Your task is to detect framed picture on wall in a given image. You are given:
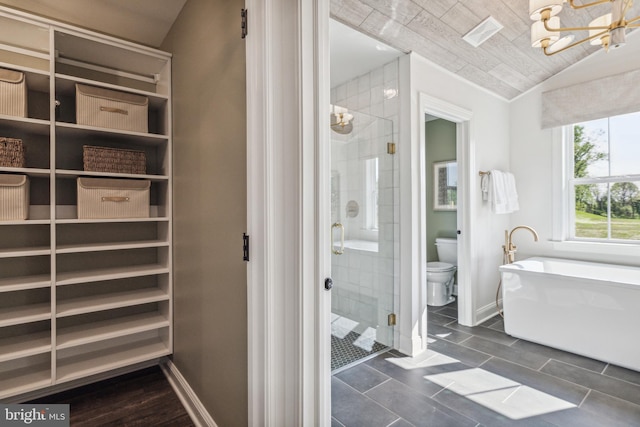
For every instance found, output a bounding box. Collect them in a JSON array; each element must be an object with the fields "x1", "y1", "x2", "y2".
[{"x1": 434, "y1": 160, "x2": 457, "y2": 211}]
